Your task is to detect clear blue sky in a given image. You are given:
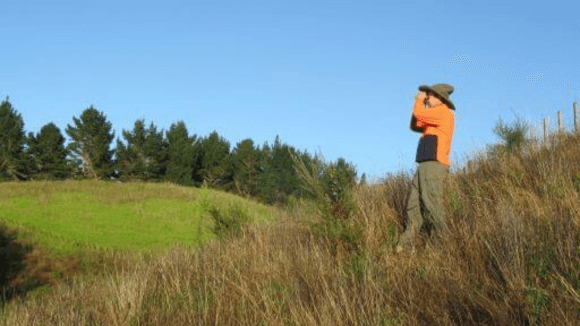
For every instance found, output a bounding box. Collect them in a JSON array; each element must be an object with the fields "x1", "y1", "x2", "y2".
[{"x1": 2, "y1": 0, "x2": 579, "y2": 179}]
